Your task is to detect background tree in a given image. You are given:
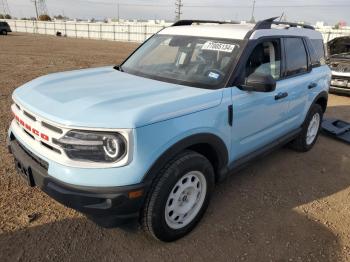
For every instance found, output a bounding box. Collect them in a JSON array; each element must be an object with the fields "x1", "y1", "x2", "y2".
[
  {"x1": 38, "y1": 14, "x2": 51, "y2": 21},
  {"x1": 54, "y1": 14, "x2": 68, "y2": 20}
]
